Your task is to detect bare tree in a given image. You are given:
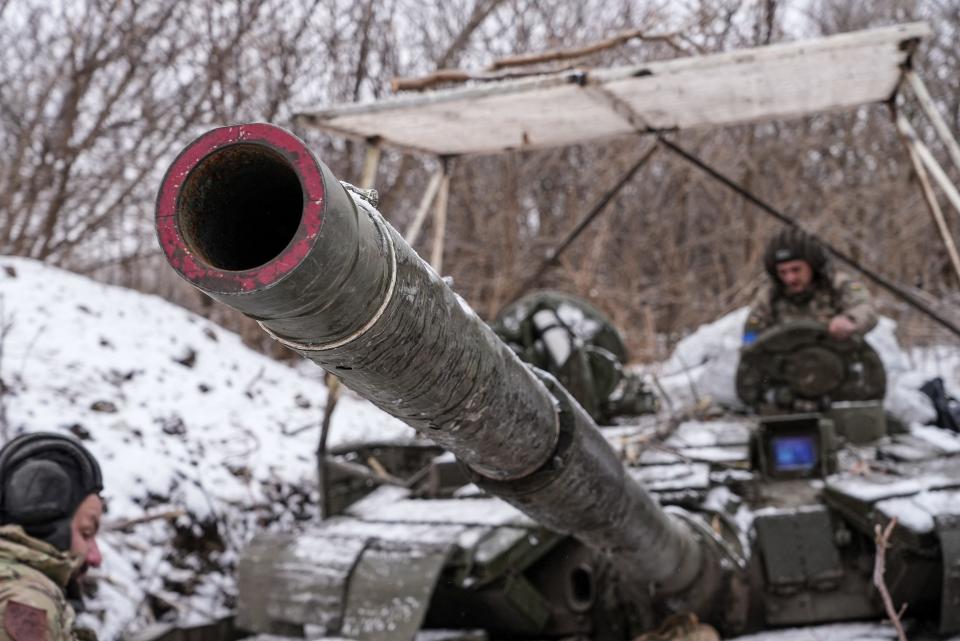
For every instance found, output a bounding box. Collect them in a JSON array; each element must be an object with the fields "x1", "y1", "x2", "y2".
[
  {"x1": 0, "y1": 295, "x2": 12, "y2": 440},
  {"x1": 2, "y1": 0, "x2": 958, "y2": 360}
]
